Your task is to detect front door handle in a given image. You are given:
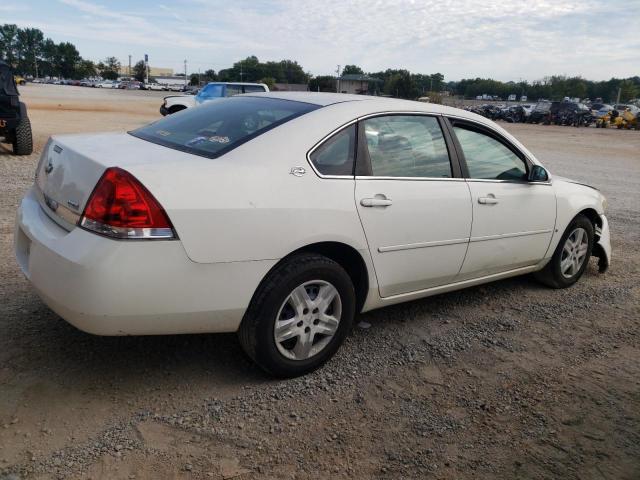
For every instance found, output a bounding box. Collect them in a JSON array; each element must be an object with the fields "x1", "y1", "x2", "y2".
[
  {"x1": 478, "y1": 195, "x2": 498, "y2": 205},
  {"x1": 360, "y1": 196, "x2": 393, "y2": 207}
]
